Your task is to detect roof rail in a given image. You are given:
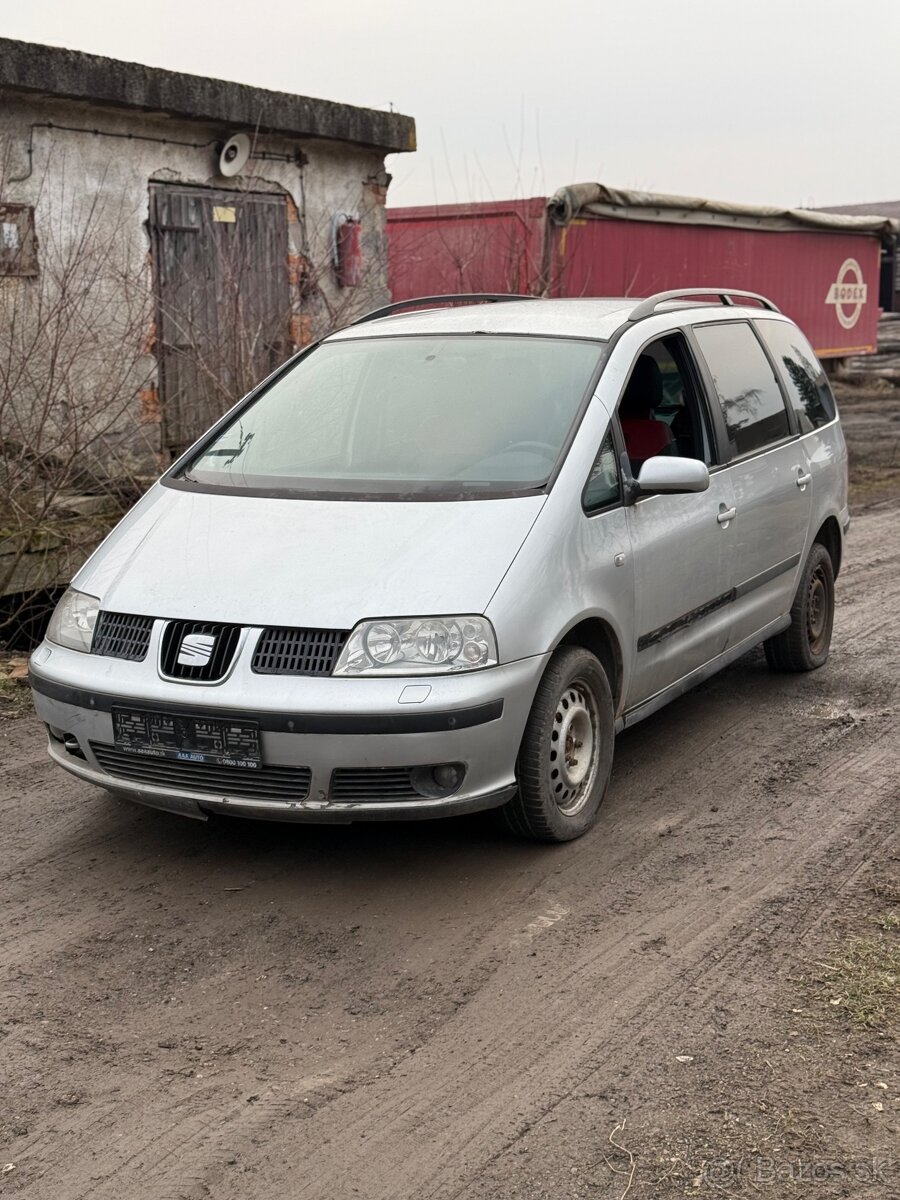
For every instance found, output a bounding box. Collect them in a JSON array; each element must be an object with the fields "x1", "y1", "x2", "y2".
[
  {"x1": 628, "y1": 288, "x2": 781, "y2": 322},
  {"x1": 350, "y1": 293, "x2": 536, "y2": 326}
]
